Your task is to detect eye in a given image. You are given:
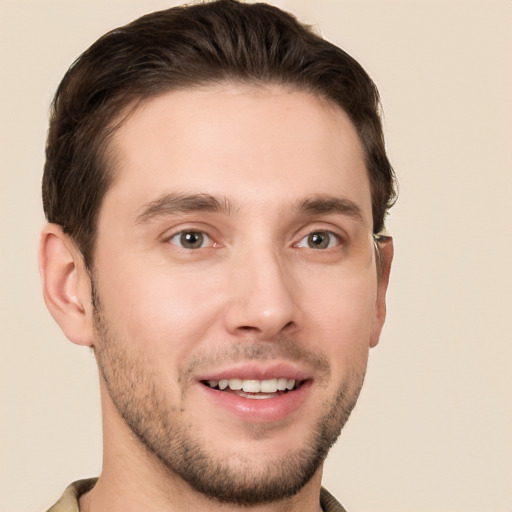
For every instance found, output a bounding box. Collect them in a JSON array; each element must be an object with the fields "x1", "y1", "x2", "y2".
[
  {"x1": 168, "y1": 230, "x2": 212, "y2": 249},
  {"x1": 295, "y1": 230, "x2": 341, "y2": 250}
]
